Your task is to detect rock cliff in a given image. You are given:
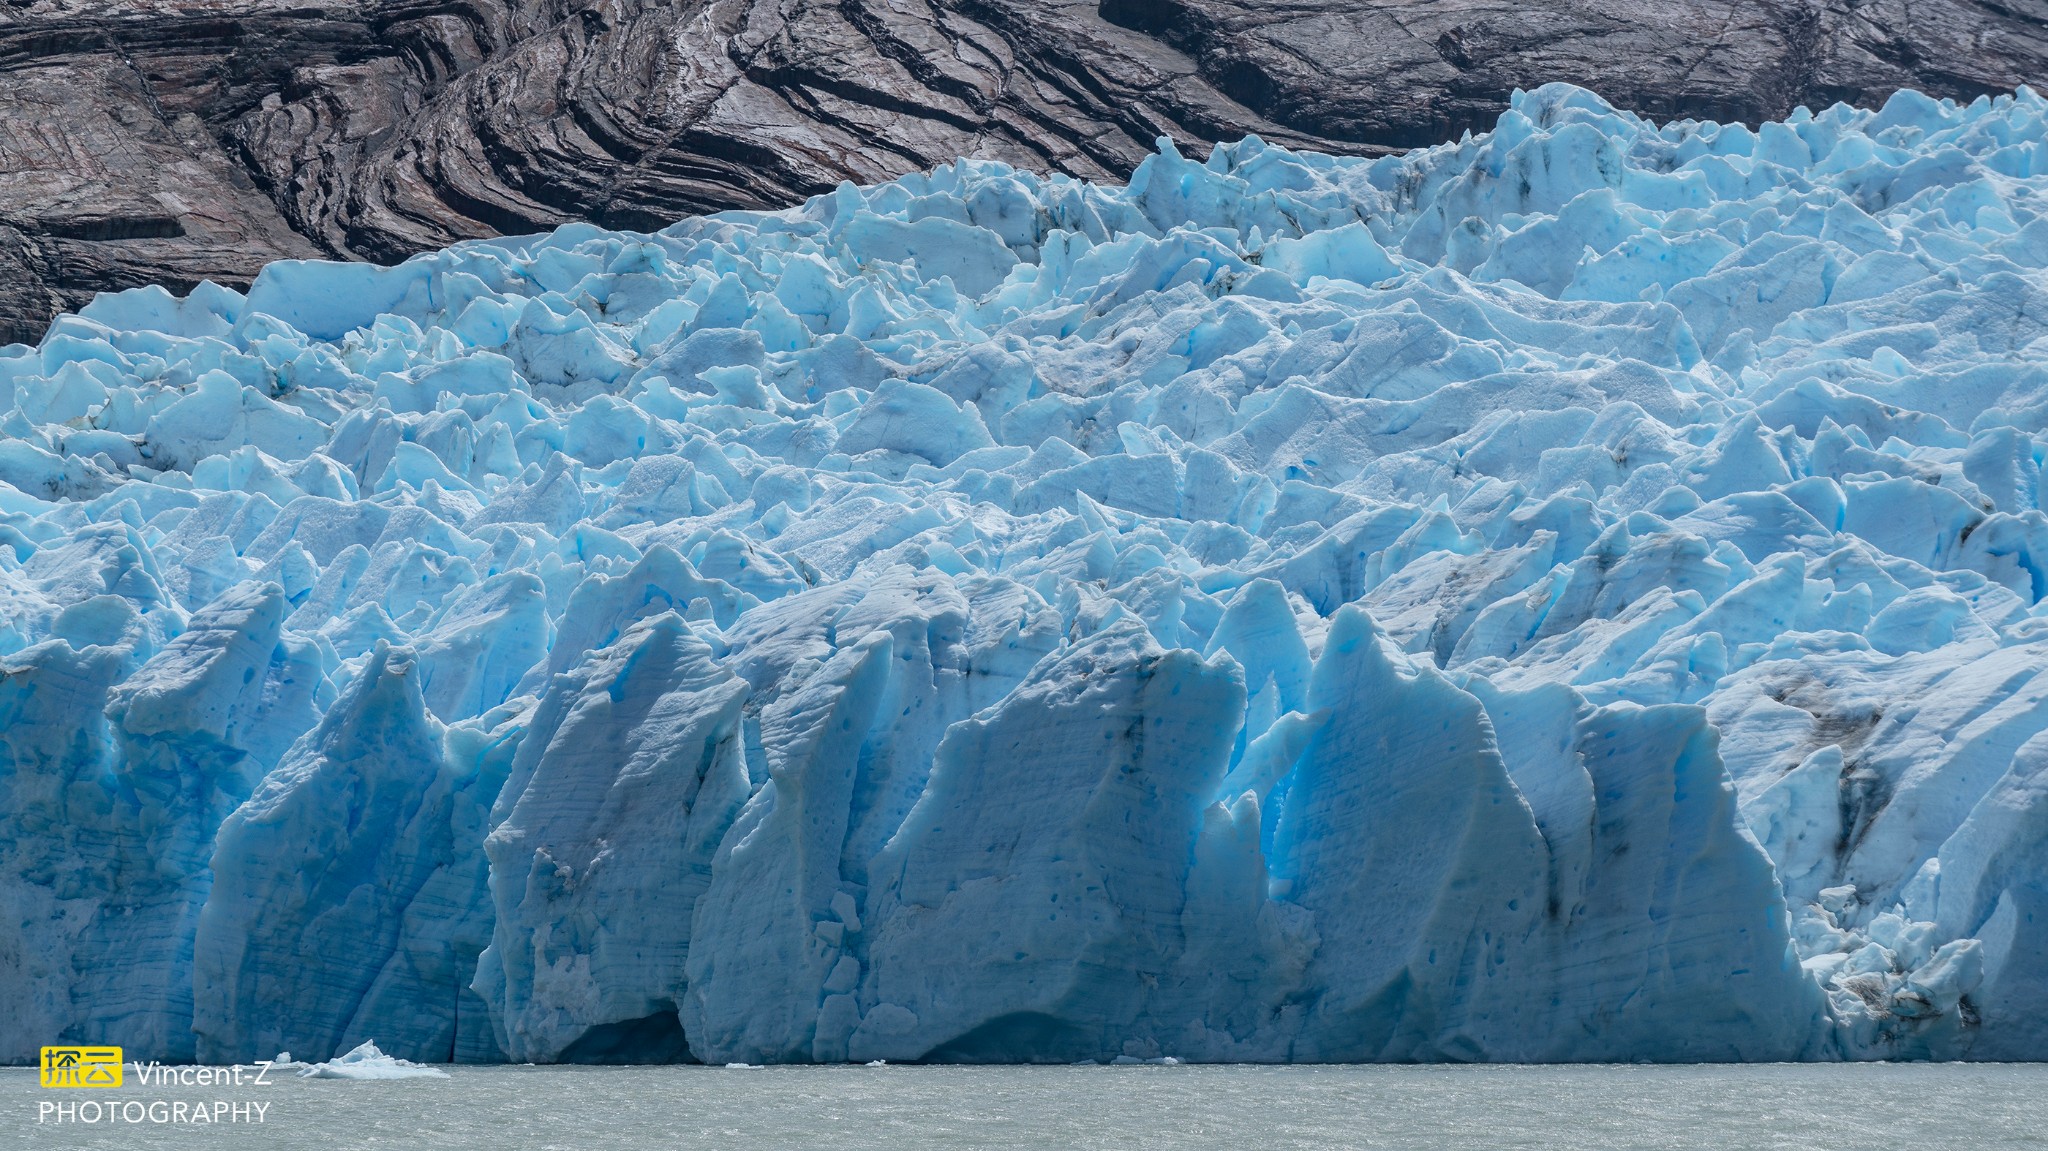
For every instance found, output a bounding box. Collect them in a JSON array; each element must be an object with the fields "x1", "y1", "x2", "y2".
[{"x1": 4, "y1": 0, "x2": 2046, "y2": 341}]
